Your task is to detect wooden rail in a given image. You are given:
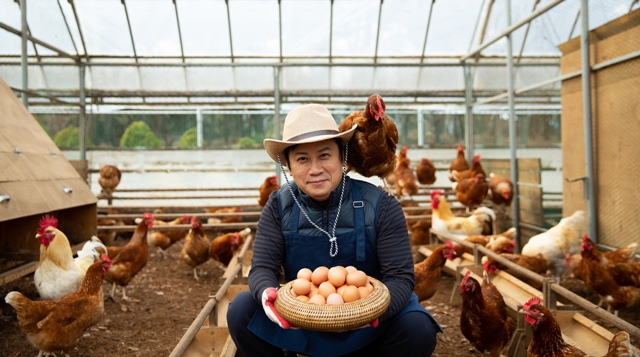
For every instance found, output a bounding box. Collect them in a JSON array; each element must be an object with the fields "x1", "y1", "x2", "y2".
[
  {"x1": 426, "y1": 229, "x2": 640, "y2": 354},
  {"x1": 98, "y1": 222, "x2": 258, "y2": 232},
  {"x1": 169, "y1": 234, "x2": 254, "y2": 357}
]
